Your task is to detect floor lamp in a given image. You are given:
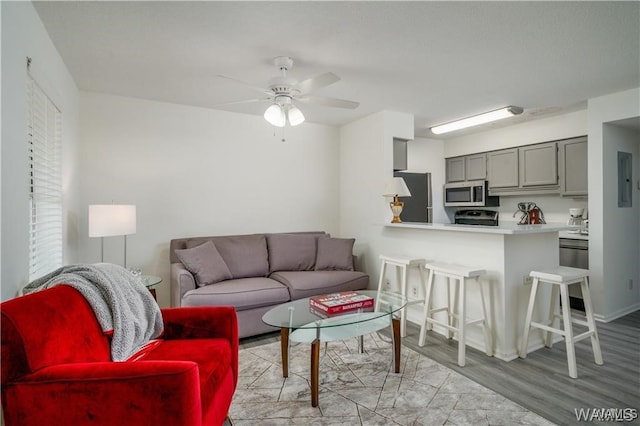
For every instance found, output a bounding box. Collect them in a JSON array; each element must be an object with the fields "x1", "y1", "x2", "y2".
[{"x1": 89, "y1": 204, "x2": 137, "y2": 268}]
